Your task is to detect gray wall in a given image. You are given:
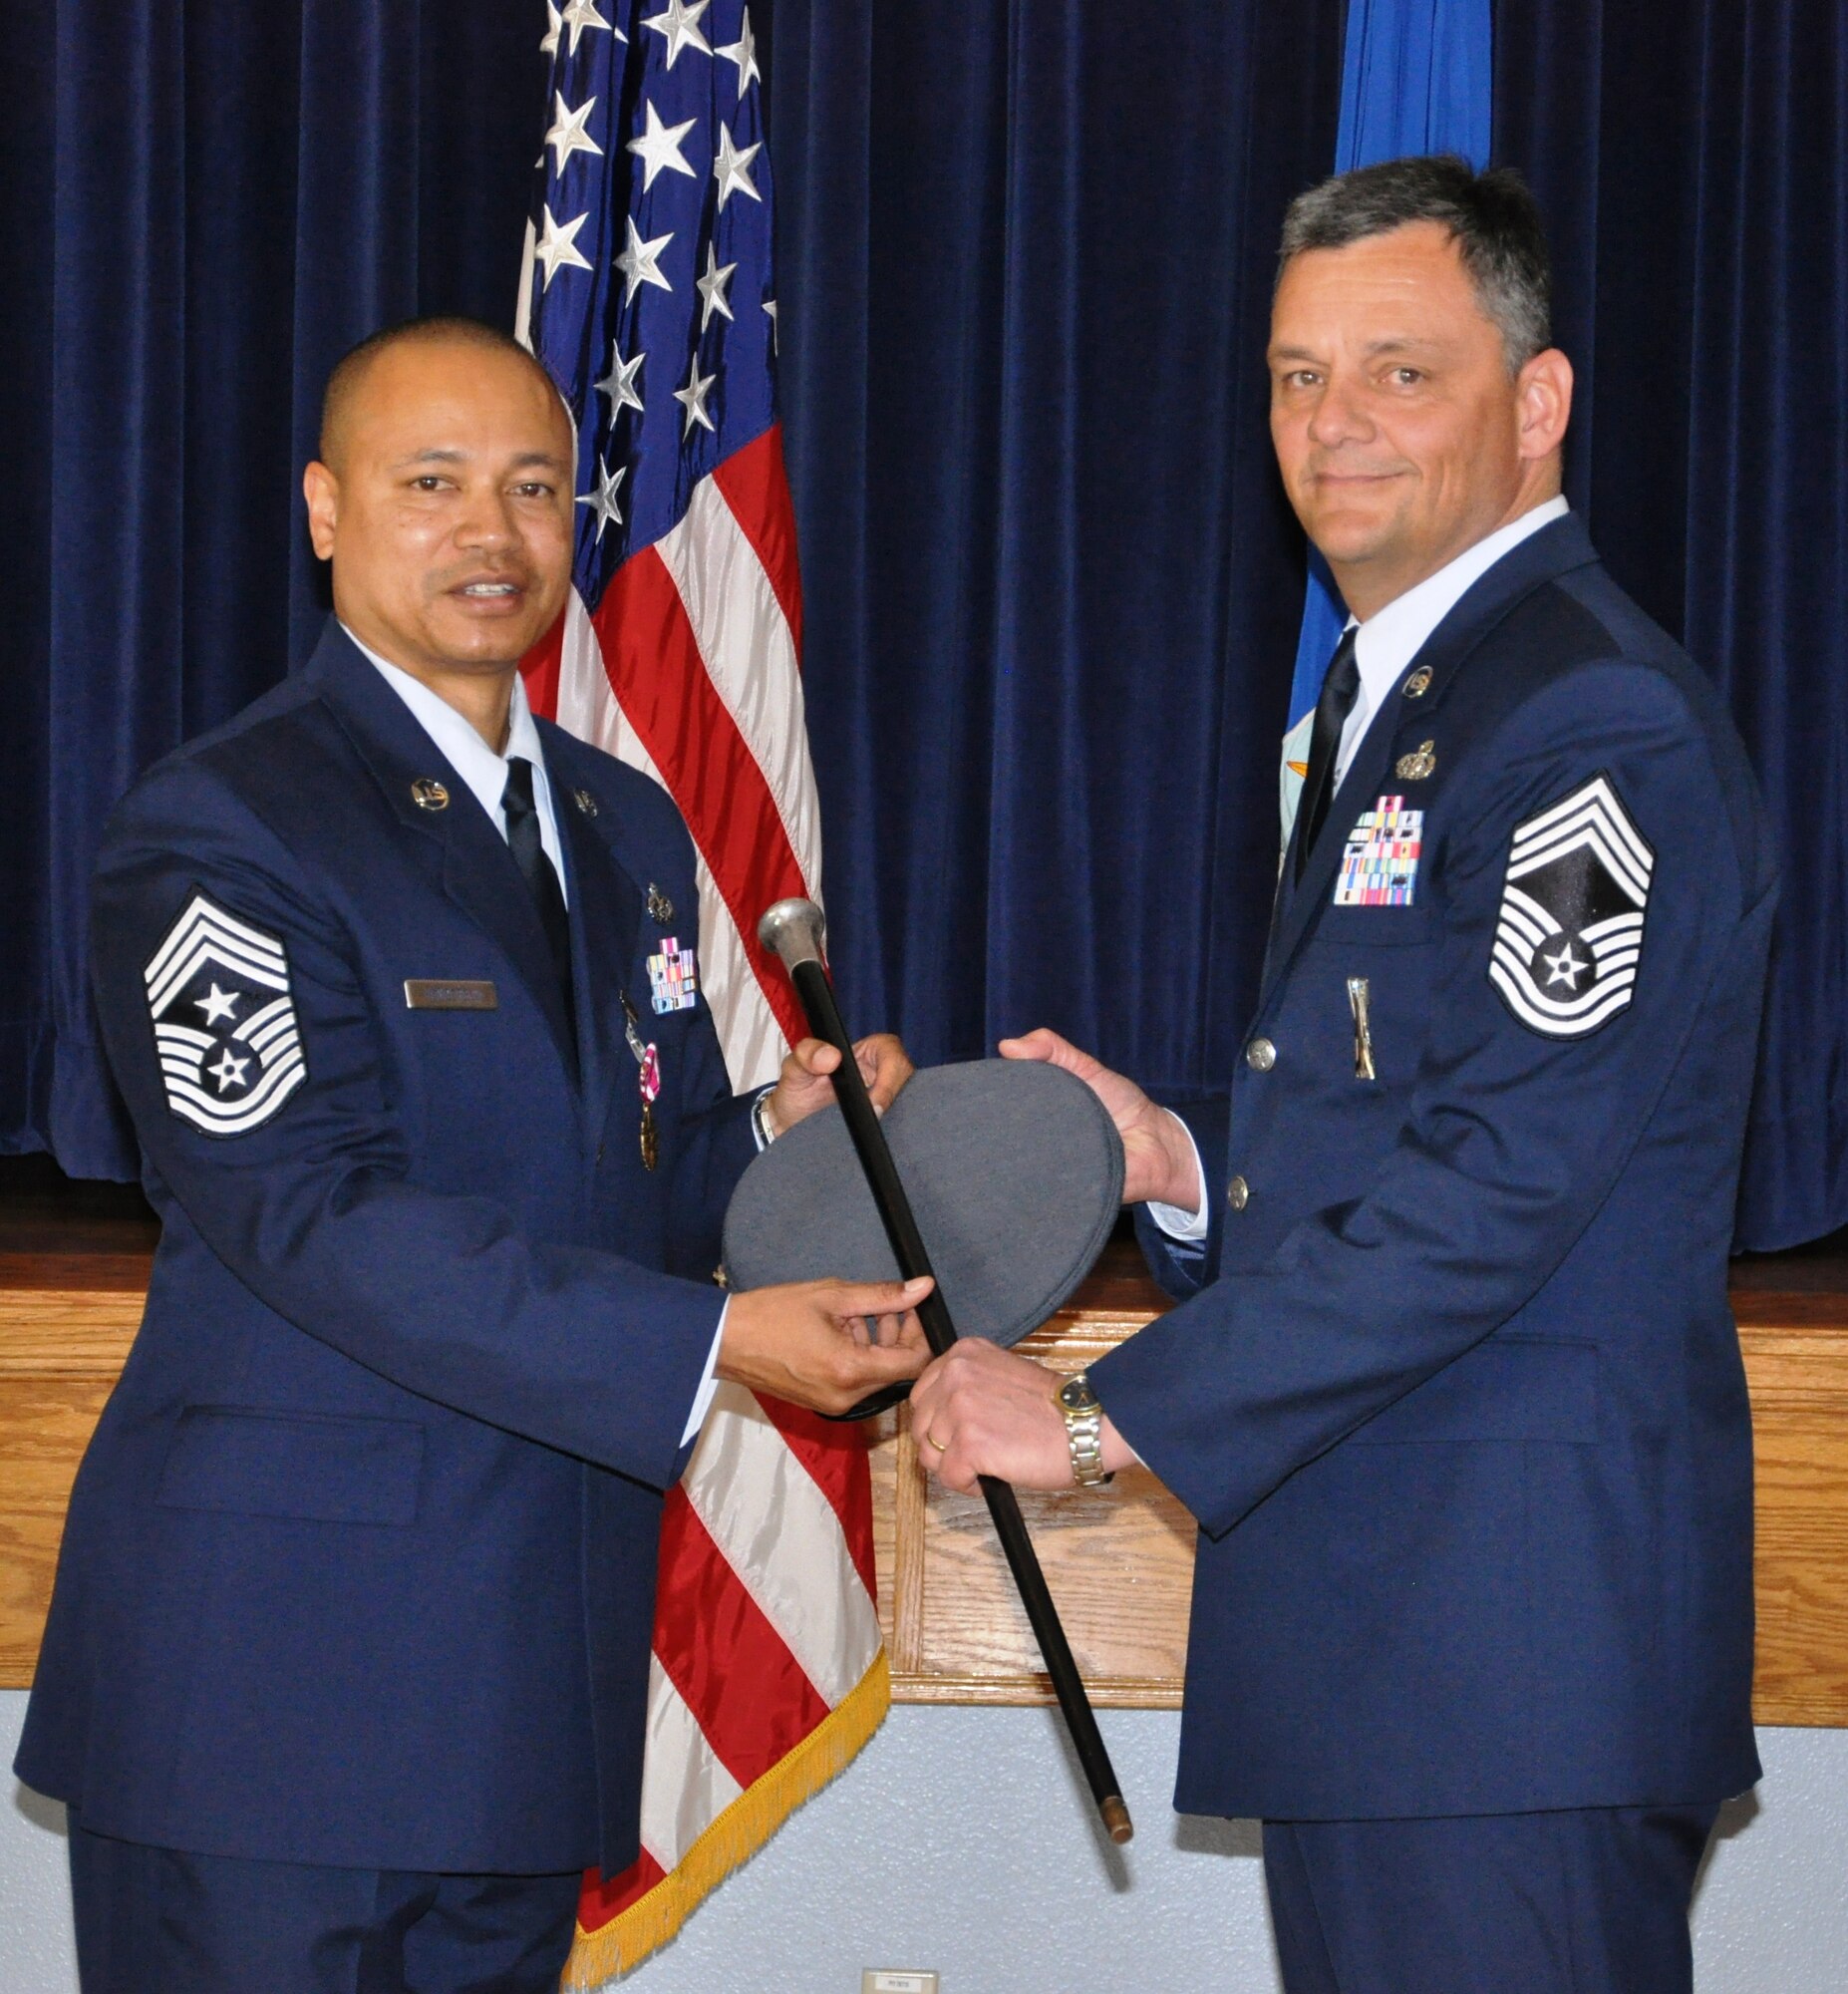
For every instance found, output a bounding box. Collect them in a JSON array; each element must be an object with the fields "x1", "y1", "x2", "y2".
[{"x1": 5, "y1": 1694, "x2": 1844, "y2": 1990}]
